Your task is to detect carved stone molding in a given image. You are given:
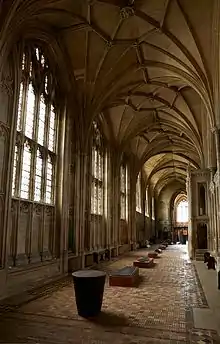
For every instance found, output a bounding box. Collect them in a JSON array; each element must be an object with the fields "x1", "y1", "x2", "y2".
[
  {"x1": 69, "y1": 206, "x2": 73, "y2": 216},
  {"x1": 0, "y1": 76, "x2": 13, "y2": 96},
  {"x1": 33, "y1": 203, "x2": 42, "y2": 215},
  {"x1": 20, "y1": 201, "x2": 30, "y2": 213},
  {"x1": 191, "y1": 171, "x2": 210, "y2": 178},
  {"x1": 120, "y1": 7, "x2": 135, "y2": 19},
  {"x1": 0, "y1": 121, "x2": 9, "y2": 139},
  {"x1": 11, "y1": 199, "x2": 18, "y2": 212},
  {"x1": 45, "y1": 206, "x2": 54, "y2": 215},
  {"x1": 209, "y1": 181, "x2": 215, "y2": 194},
  {"x1": 214, "y1": 171, "x2": 220, "y2": 185}
]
